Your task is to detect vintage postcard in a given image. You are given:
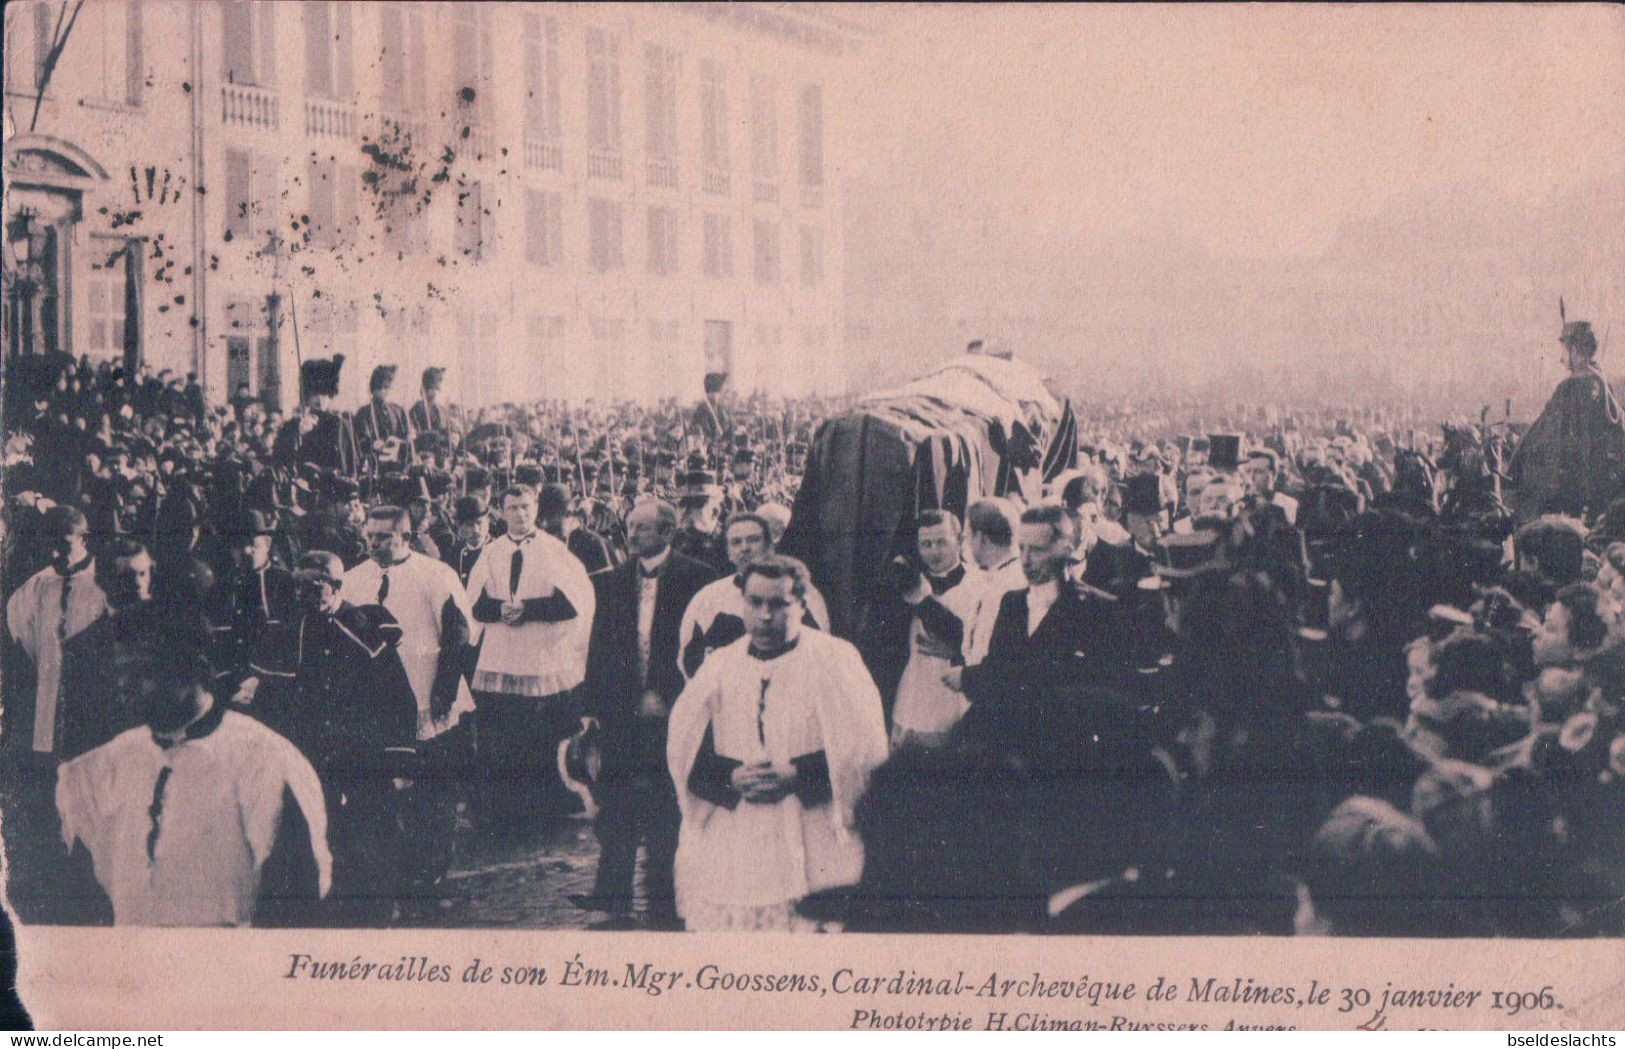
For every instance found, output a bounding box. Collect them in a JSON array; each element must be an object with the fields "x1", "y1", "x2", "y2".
[{"x1": 2, "y1": 0, "x2": 1623, "y2": 1032}]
